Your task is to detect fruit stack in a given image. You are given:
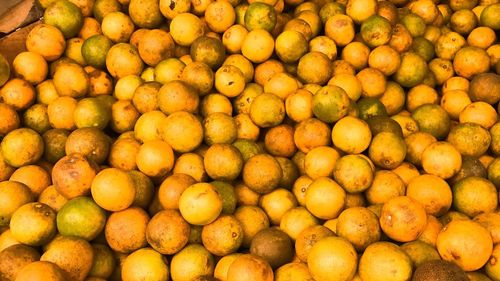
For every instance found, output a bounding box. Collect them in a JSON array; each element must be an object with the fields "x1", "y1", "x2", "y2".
[{"x1": 0, "y1": 0, "x2": 499, "y2": 280}]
